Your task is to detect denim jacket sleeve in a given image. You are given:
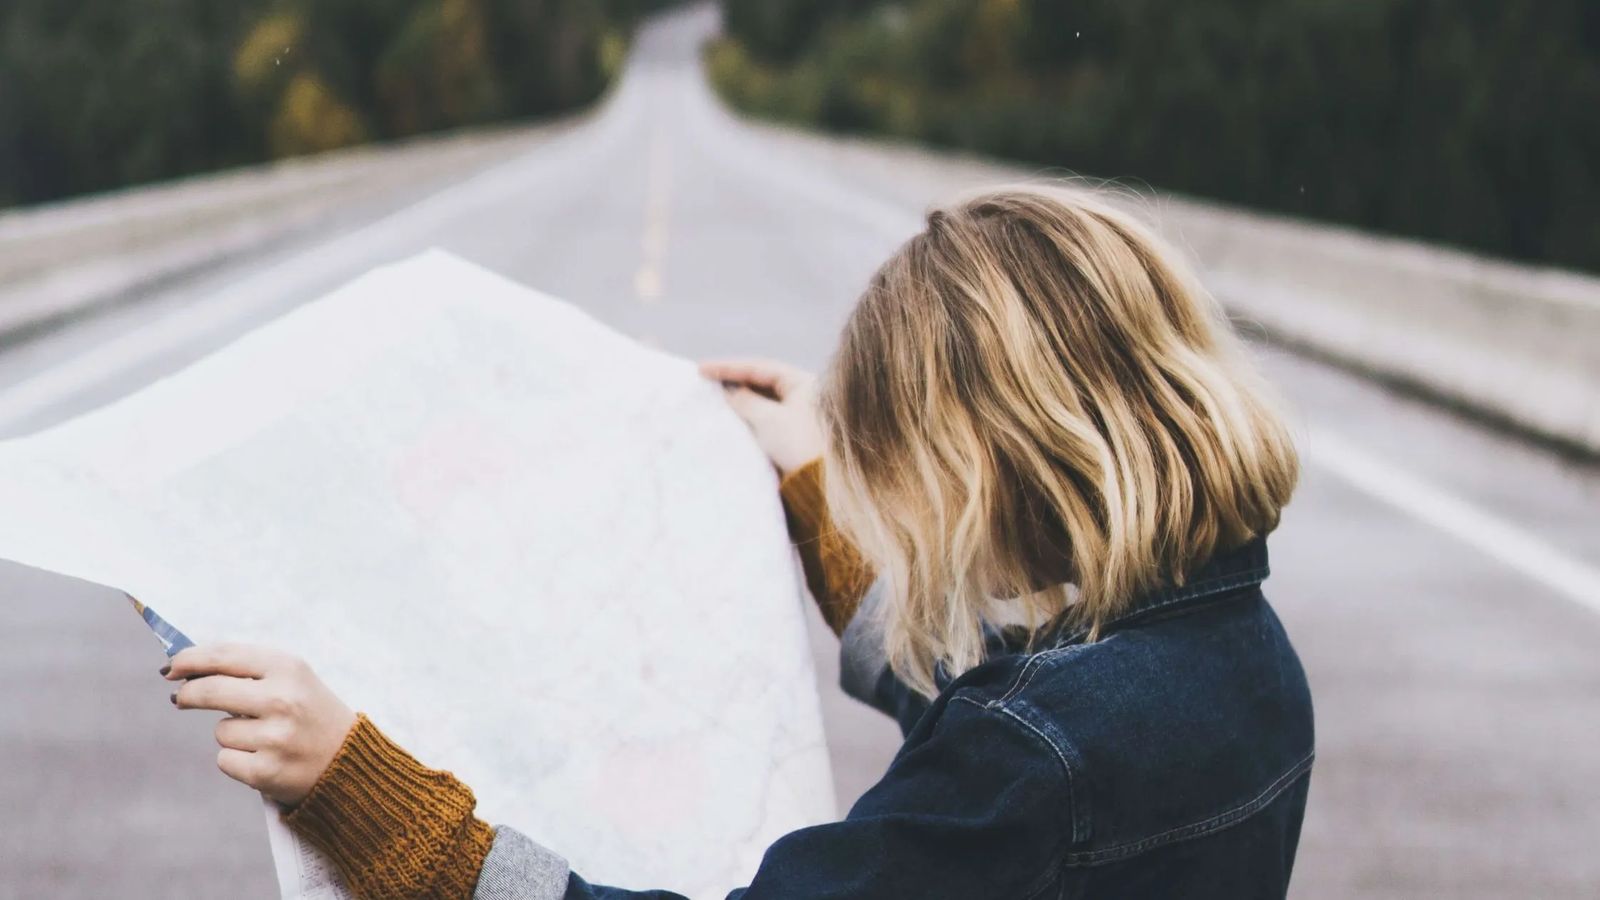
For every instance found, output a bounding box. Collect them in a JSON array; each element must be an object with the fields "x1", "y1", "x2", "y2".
[{"x1": 475, "y1": 694, "x2": 1073, "y2": 900}]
